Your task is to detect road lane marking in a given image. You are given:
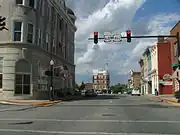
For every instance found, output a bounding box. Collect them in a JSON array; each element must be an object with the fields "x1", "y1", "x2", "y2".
[
  {"x1": 1, "y1": 118, "x2": 180, "y2": 123},
  {"x1": 0, "y1": 129, "x2": 175, "y2": 135}
]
